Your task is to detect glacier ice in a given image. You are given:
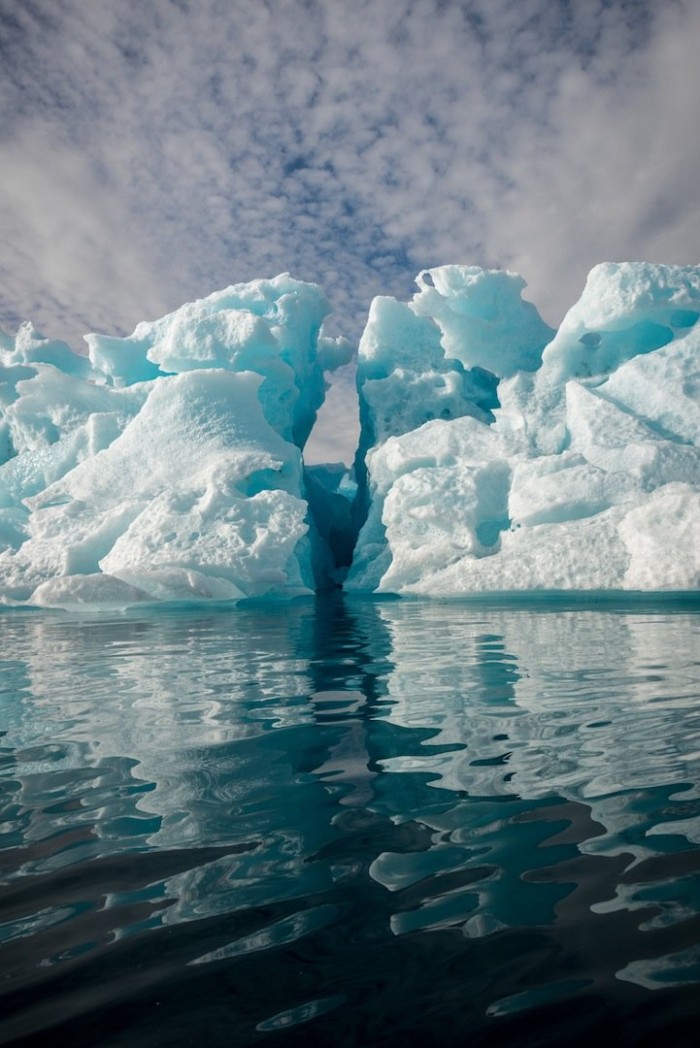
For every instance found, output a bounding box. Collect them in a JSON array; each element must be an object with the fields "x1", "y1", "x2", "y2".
[
  {"x1": 1, "y1": 261, "x2": 698, "y2": 607},
  {"x1": 348, "y1": 262, "x2": 700, "y2": 595}
]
